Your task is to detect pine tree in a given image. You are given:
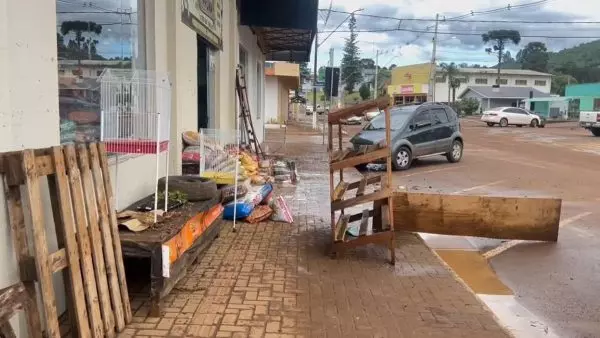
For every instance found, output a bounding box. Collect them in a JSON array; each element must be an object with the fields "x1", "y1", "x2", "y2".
[{"x1": 341, "y1": 14, "x2": 362, "y2": 93}]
